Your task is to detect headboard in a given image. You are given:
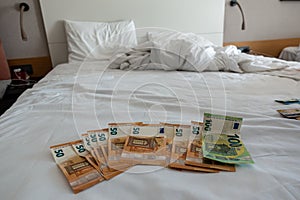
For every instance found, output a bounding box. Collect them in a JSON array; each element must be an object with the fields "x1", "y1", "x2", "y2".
[{"x1": 39, "y1": 0, "x2": 225, "y2": 67}]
